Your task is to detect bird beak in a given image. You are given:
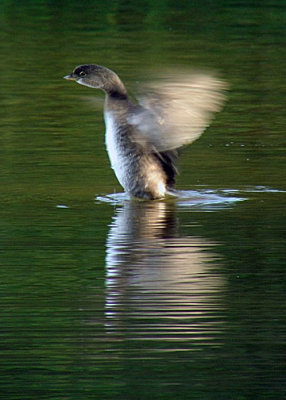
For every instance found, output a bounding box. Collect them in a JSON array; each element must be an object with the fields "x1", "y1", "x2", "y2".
[{"x1": 64, "y1": 73, "x2": 77, "y2": 80}]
